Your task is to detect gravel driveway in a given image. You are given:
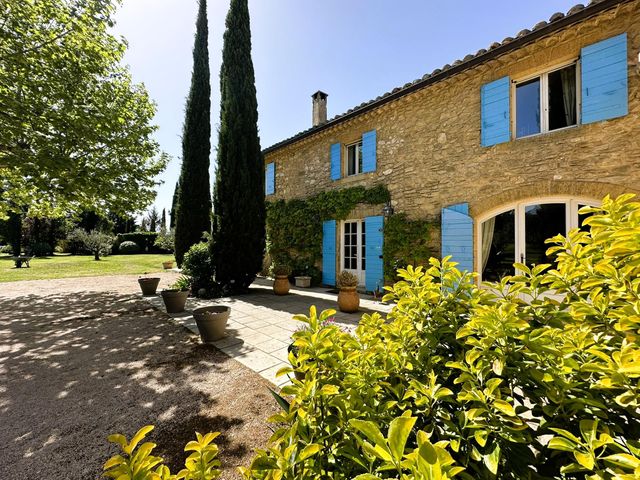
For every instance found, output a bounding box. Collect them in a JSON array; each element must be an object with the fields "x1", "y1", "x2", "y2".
[{"x1": 0, "y1": 273, "x2": 279, "y2": 479}]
